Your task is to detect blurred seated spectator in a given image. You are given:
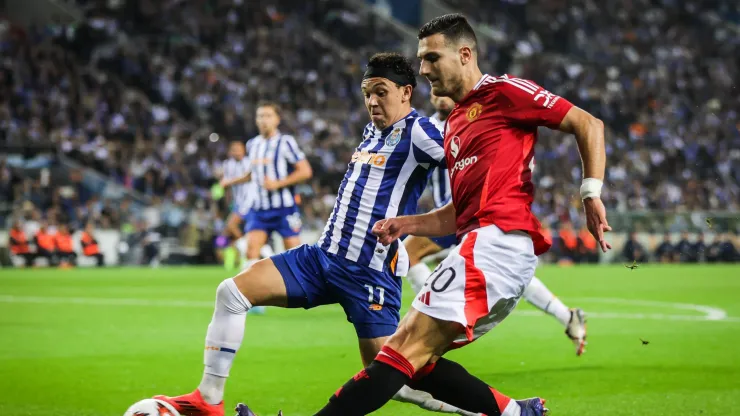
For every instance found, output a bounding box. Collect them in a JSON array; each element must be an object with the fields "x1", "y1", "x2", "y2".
[
  {"x1": 622, "y1": 232, "x2": 648, "y2": 264},
  {"x1": 706, "y1": 233, "x2": 739, "y2": 263},
  {"x1": 577, "y1": 225, "x2": 599, "y2": 264},
  {"x1": 654, "y1": 232, "x2": 675, "y2": 263},
  {"x1": 556, "y1": 221, "x2": 579, "y2": 261},
  {"x1": 9, "y1": 219, "x2": 34, "y2": 267},
  {"x1": 34, "y1": 221, "x2": 56, "y2": 266},
  {"x1": 675, "y1": 231, "x2": 693, "y2": 263},
  {"x1": 54, "y1": 224, "x2": 77, "y2": 267},
  {"x1": 80, "y1": 222, "x2": 105, "y2": 267}
]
